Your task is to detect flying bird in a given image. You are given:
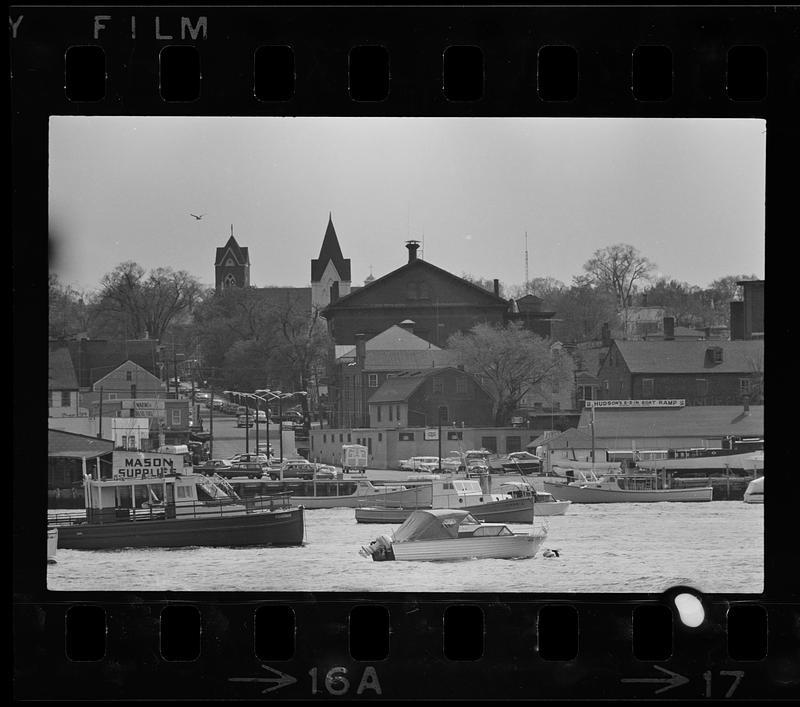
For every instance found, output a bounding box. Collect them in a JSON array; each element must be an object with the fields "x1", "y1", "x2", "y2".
[{"x1": 190, "y1": 213, "x2": 205, "y2": 220}]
